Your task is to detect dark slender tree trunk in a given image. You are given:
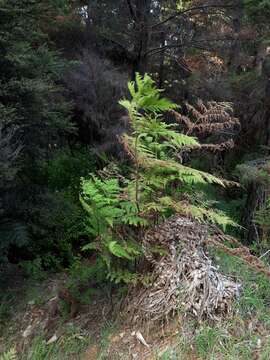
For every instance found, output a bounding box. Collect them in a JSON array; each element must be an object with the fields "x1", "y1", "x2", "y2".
[
  {"x1": 242, "y1": 182, "x2": 266, "y2": 245},
  {"x1": 132, "y1": 0, "x2": 151, "y2": 77},
  {"x1": 228, "y1": 1, "x2": 243, "y2": 72},
  {"x1": 158, "y1": 31, "x2": 166, "y2": 88},
  {"x1": 264, "y1": 78, "x2": 270, "y2": 147}
]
